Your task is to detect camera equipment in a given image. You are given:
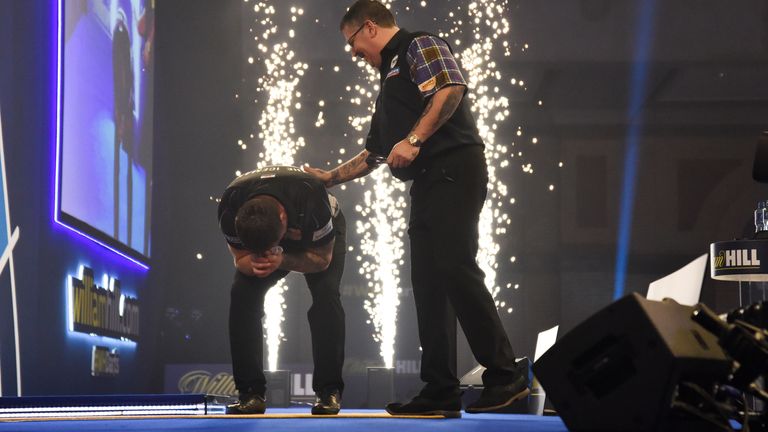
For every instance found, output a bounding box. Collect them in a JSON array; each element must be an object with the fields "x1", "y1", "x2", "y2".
[{"x1": 691, "y1": 303, "x2": 768, "y2": 431}]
